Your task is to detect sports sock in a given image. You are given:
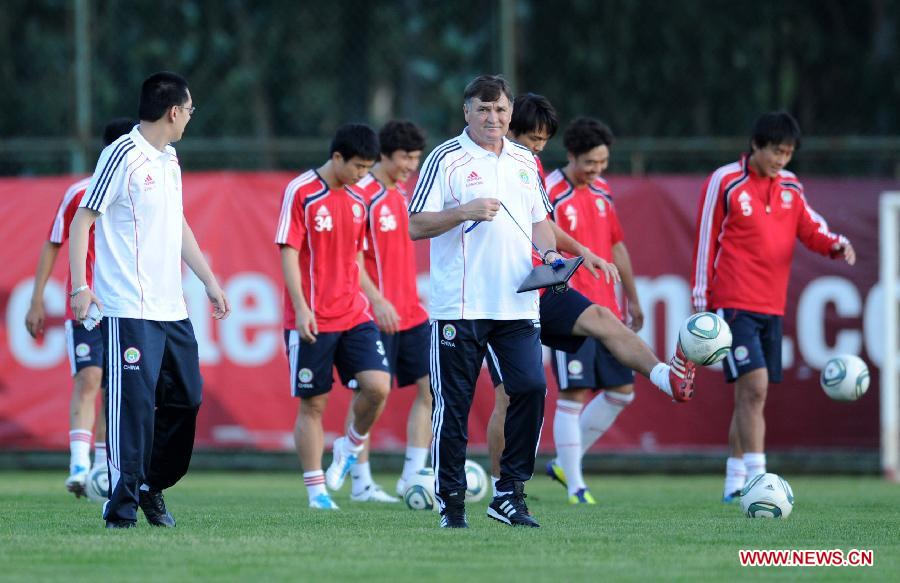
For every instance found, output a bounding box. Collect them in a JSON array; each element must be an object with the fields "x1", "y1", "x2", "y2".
[
  {"x1": 93, "y1": 442, "x2": 107, "y2": 469},
  {"x1": 554, "y1": 399, "x2": 586, "y2": 495},
  {"x1": 649, "y1": 363, "x2": 672, "y2": 397},
  {"x1": 400, "y1": 446, "x2": 429, "y2": 484},
  {"x1": 304, "y1": 470, "x2": 327, "y2": 499},
  {"x1": 579, "y1": 391, "x2": 635, "y2": 457},
  {"x1": 346, "y1": 425, "x2": 367, "y2": 454},
  {"x1": 723, "y1": 457, "x2": 747, "y2": 497},
  {"x1": 351, "y1": 462, "x2": 374, "y2": 496},
  {"x1": 743, "y1": 452, "x2": 766, "y2": 479},
  {"x1": 69, "y1": 429, "x2": 92, "y2": 472},
  {"x1": 491, "y1": 475, "x2": 499, "y2": 497}
]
